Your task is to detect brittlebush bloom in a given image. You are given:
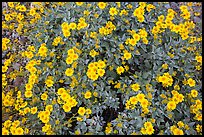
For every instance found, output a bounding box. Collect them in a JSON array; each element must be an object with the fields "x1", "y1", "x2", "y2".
[
  {"x1": 41, "y1": 93, "x2": 48, "y2": 101},
  {"x1": 25, "y1": 90, "x2": 33, "y2": 98},
  {"x1": 195, "y1": 55, "x2": 202, "y2": 63},
  {"x1": 109, "y1": 7, "x2": 118, "y2": 16},
  {"x1": 124, "y1": 52, "x2": 132, "y2": 60},
  {"x1": 116, "y1": 66, "x2": 125, "y2": 75},
  {"x1": 131, "y1": 83, "x2": 140, "y2": 91},
  {"x1": 187, "y1": 78, "x2": 196, "y2": 87},
  {"x1": 84, "y1": 91, "x2": 92, "y2": 99},
  {"x1": 191, "y1": 89, "x2": 198, "y2": 97},
  {"x1": 78, "y1": 107, "x2": 86, "y2": 116},
  {"x1": 167, "y1": 101, "x2": 176, "y2": 110},
  {"x1": 65, "y1": 68, "x2": 74, "y2": 76},
  {"x1": 98, "y1": 2, "x2": 107, "y2": 9},
  {"x1": 31, "y1": 107, "x2": 38, "y2": 114}
]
